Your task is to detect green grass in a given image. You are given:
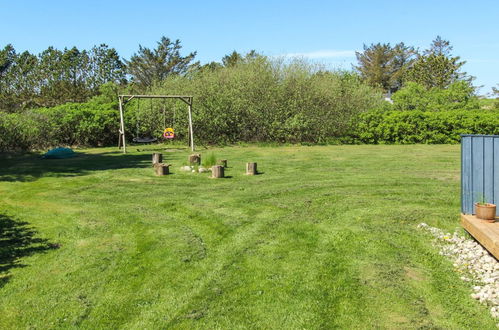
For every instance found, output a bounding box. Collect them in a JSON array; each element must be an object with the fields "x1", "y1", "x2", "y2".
[
  {"x1": 0, "y1": 144, "x2": 495, "y2": 329},
  {"x1": 201, "y1": 152, "x2": 218, "y2": 168}
]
